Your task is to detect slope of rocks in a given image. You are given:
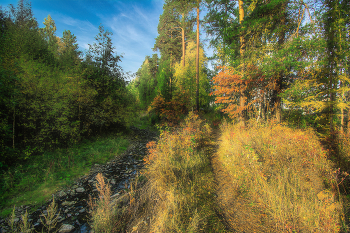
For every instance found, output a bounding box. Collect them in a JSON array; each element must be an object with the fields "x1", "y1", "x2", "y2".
[{"x1": 0, "y1": 126, "x2": 158, "y2": 233}]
